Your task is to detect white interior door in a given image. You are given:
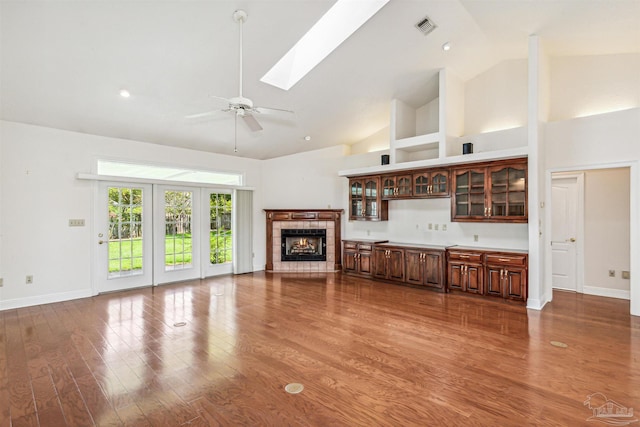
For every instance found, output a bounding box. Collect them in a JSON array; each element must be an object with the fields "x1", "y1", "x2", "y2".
[
  {"x1": 201, "y1": 190, "x2": 233, "y2": 277},
  {"x1": 551, "y1": 175, "x2": 581, "y2": 291},
  {"x1": 95, "y1": 182, "x2": 153, "y2": 292},
  {"x1": 154, "y1": 186, "x2": 201, "y2": 284}
]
